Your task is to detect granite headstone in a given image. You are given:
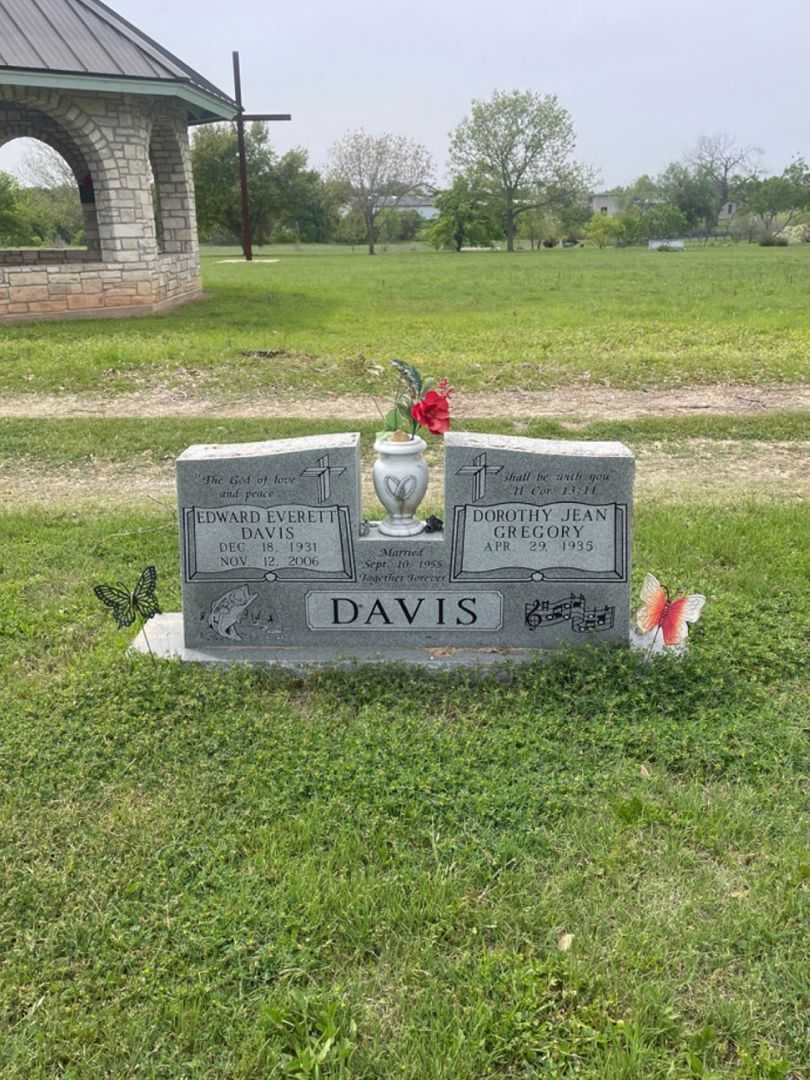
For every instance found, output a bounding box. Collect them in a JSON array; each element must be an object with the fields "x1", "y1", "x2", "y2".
[{"x1": 142, "y1": 430, "x2": 634, "y2": 665}]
